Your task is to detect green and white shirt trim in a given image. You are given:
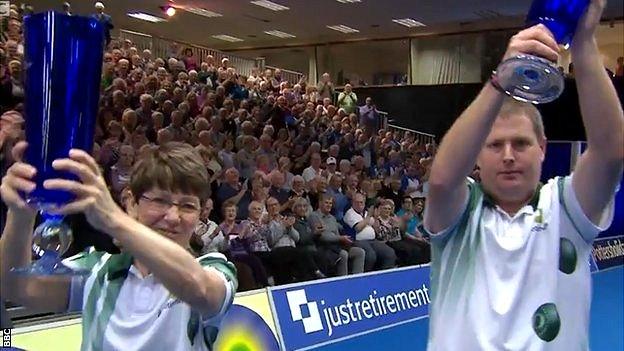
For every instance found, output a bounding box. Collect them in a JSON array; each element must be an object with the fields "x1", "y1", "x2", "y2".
[{"x1": 65, "y1": 251, "x2": 237, "y2": 351}]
